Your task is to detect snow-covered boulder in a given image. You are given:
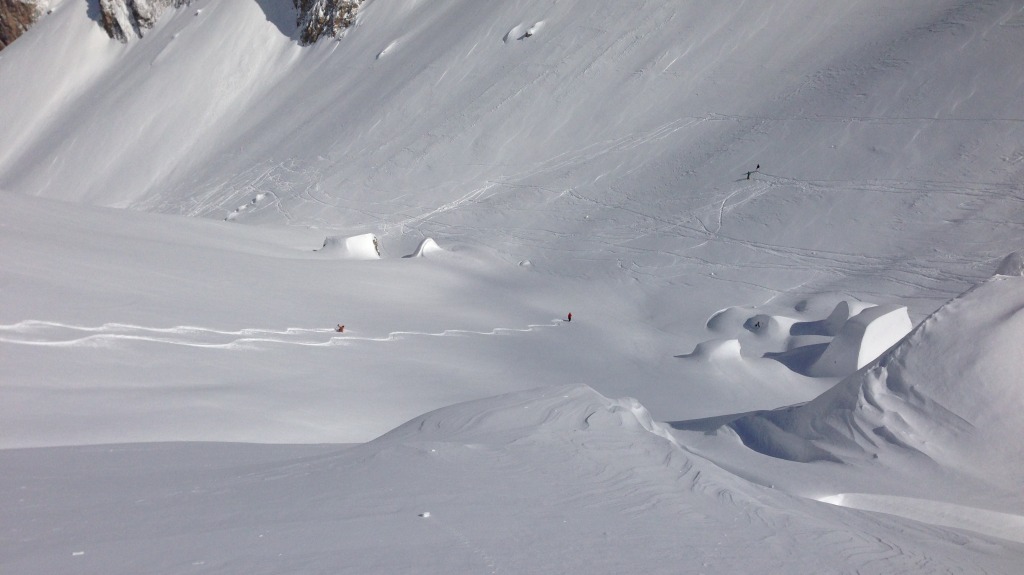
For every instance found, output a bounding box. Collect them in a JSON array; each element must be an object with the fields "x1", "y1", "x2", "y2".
[
  {"x1": 806, "y1": 304, "x2": 912, "y2": 377},
  {"x1": 316, "y1": 233, "x2": 380, "y2": 260}
]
